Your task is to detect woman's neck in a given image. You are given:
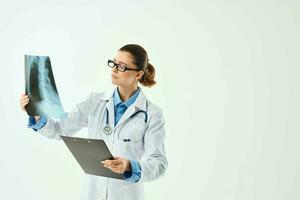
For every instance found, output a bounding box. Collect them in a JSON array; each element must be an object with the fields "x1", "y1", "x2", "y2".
[{"x1": 117, "y1": 85, "x2": 139, "y2": 102}]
